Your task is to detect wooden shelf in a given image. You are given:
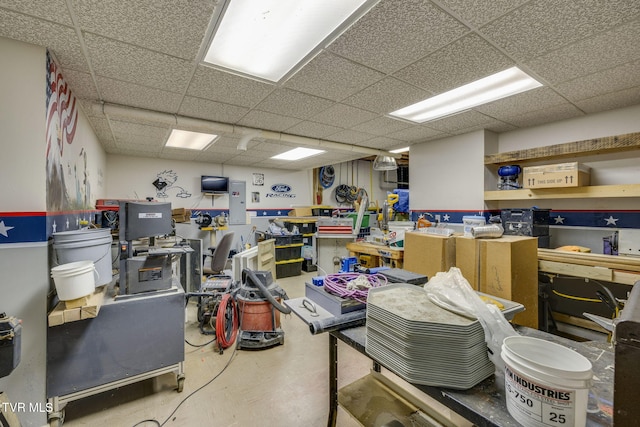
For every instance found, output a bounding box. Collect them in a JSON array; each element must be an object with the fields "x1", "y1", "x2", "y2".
[
  {"x1": 484, "y1": 132, "x2": 640, "y2": 165},
  {"x1": 484, "y1": 184, "x2": 640, "y2": 200}
]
